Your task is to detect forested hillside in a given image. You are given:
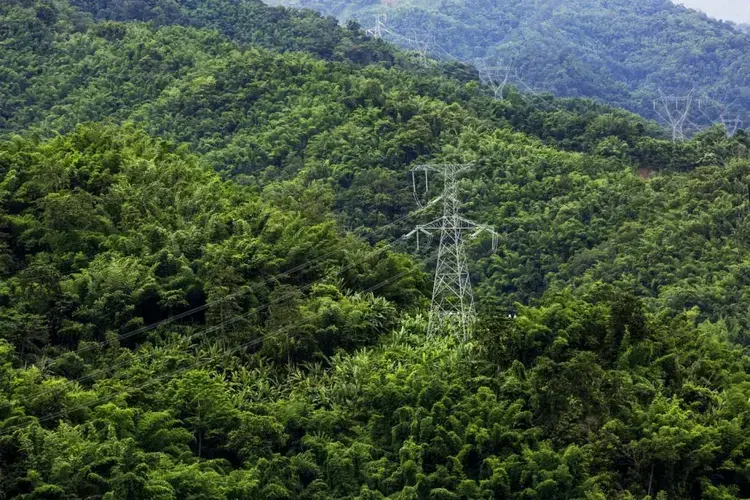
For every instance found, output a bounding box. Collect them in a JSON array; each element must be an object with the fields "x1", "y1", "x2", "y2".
[
  {"x1": 266, "y1": 0, "x2": 750, "y2": 129},
  {"x1": 2, "y1": 0, "x2": 750, "y2": 498},
  {"x1": 66, "y1": 0, "x2": 397, "y2": 65}
]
